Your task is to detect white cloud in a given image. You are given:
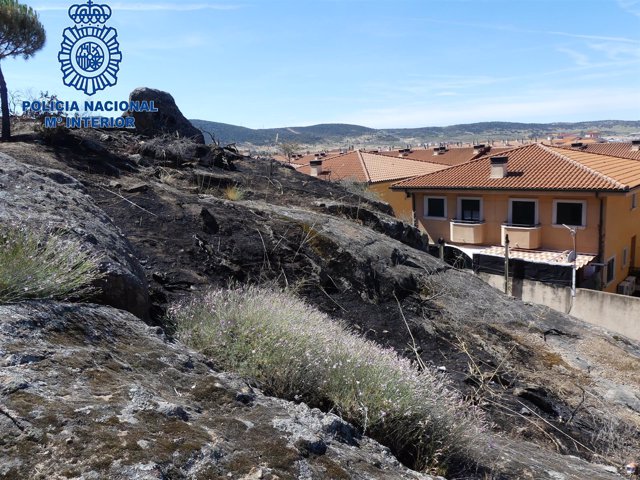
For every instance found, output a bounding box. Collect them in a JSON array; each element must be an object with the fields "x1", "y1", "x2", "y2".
[
  {"x1": 586, "y1": 41, "x2": 640, "y2": 61},
  {"x1": 337, "y1": 88, "x2": 640, "y2": 129},
  {"x1": 543, "y1": 30, "x2": 640, "y2": 44},
  {"x1": 618, "y1": 0, "x2": 640, "y2": 17},
  {"x1": 363, "y1": 75, "x2": 510, "y2": 102},
  {"x1": 556, "y1": 47, "x2": 591, "y2": 67},
  {"x1": 34, "y1": 3, "x2": 243, "y2": 12},
  {"x1": 420, "y1": 17, "x2": 640, "y2": 45}
]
